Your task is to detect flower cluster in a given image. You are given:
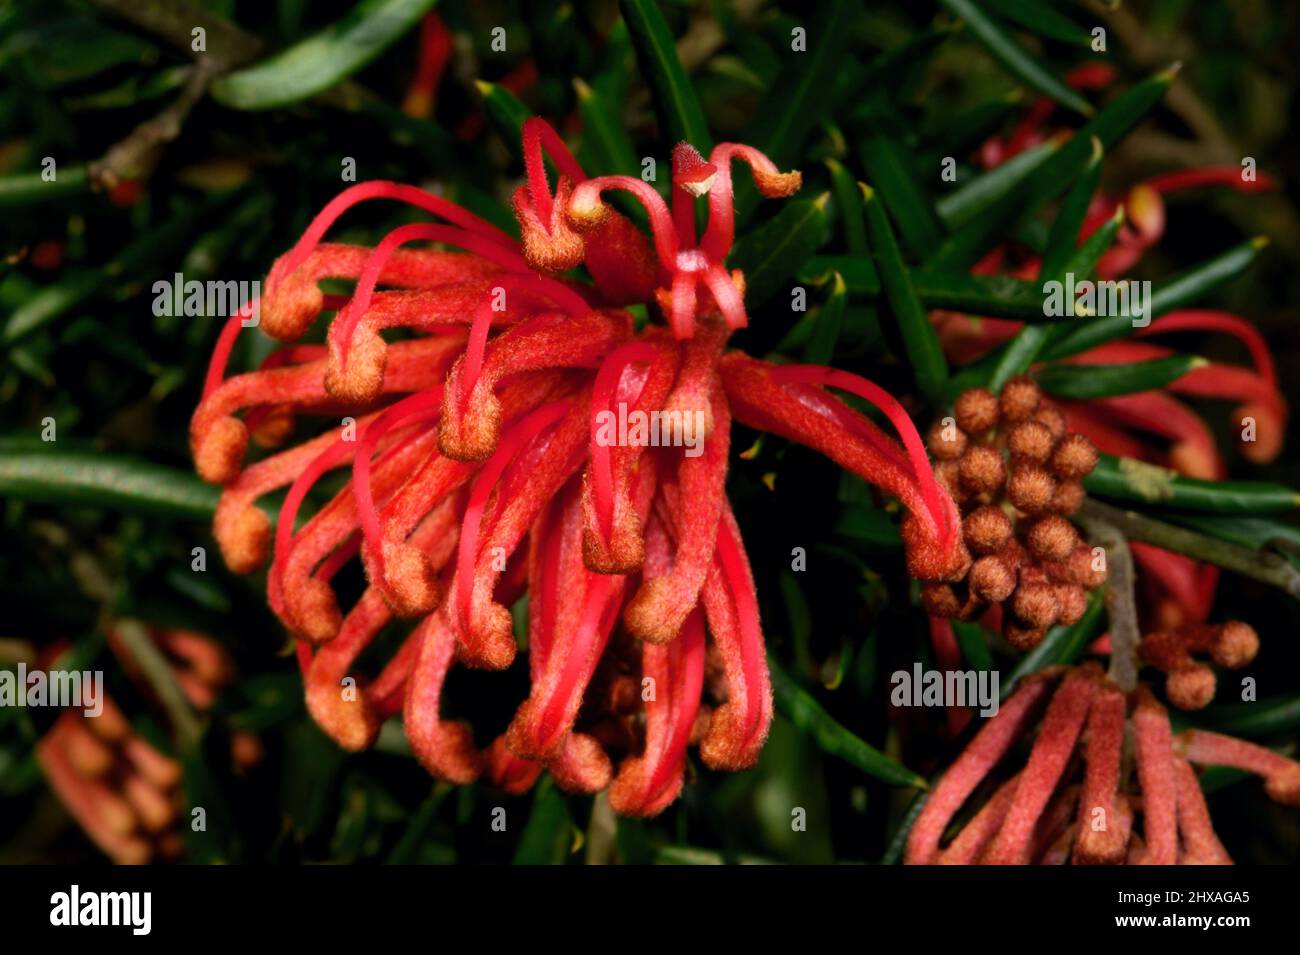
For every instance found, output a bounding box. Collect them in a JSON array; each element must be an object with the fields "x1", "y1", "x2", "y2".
[
  {"x1": 906, "y1": 665, "x2": 1300, "y2": 865},
  {"x1": 936, "y1": 64, "x2": 1286, "y2": 633},
  {"x1": 37, "y1": 702, "x2": 184, "y2": 865},
  {"x1": 921, "y1": 379, "x2": 1104, "y2": 649},
  {"x1": 1138, "y1": 620, "x2": 1258, "y2": 710},
  {"x1": 36, "y1": 628, "x2": 252, "y2": 864},
  {"x1": 191, "y1": 119, "x2": 965, "y2": 815}
]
